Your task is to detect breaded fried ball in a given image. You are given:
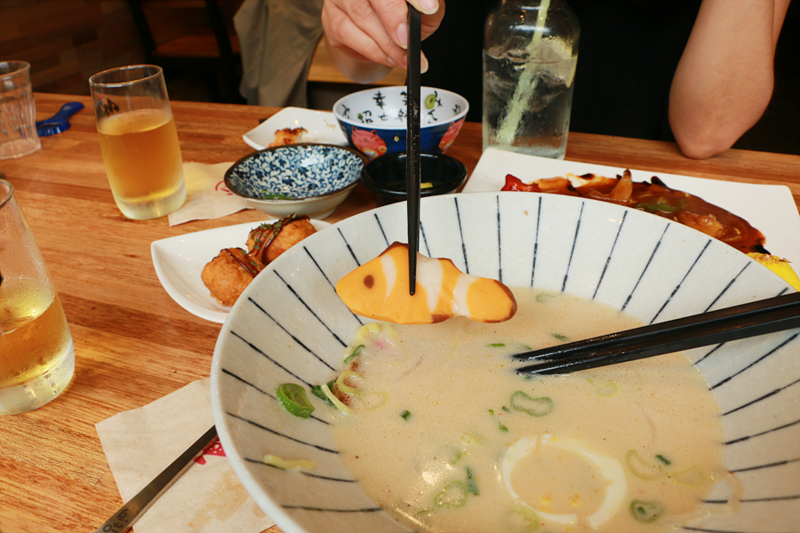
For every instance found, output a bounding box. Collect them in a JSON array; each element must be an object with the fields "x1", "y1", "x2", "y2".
[
  {"x1": 201, "y1": 248, "x2": 263, "y2": 307},
  {"x1": 247, "y1": 216, "x2": 316, "y2": 264}
]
